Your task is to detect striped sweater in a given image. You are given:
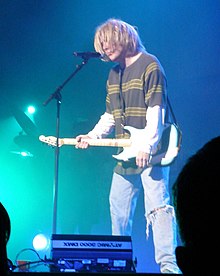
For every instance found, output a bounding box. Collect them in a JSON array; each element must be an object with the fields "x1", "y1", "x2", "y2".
[{"x1": 105, "y1": 52, "x2": 167, "y2": 174}]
